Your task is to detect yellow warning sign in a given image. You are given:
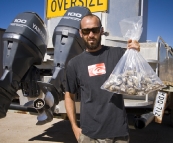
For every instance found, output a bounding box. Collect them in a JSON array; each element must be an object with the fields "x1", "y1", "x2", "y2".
[{"x1": 46, "y1": 0, "x2": 108, "y2": 18}]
